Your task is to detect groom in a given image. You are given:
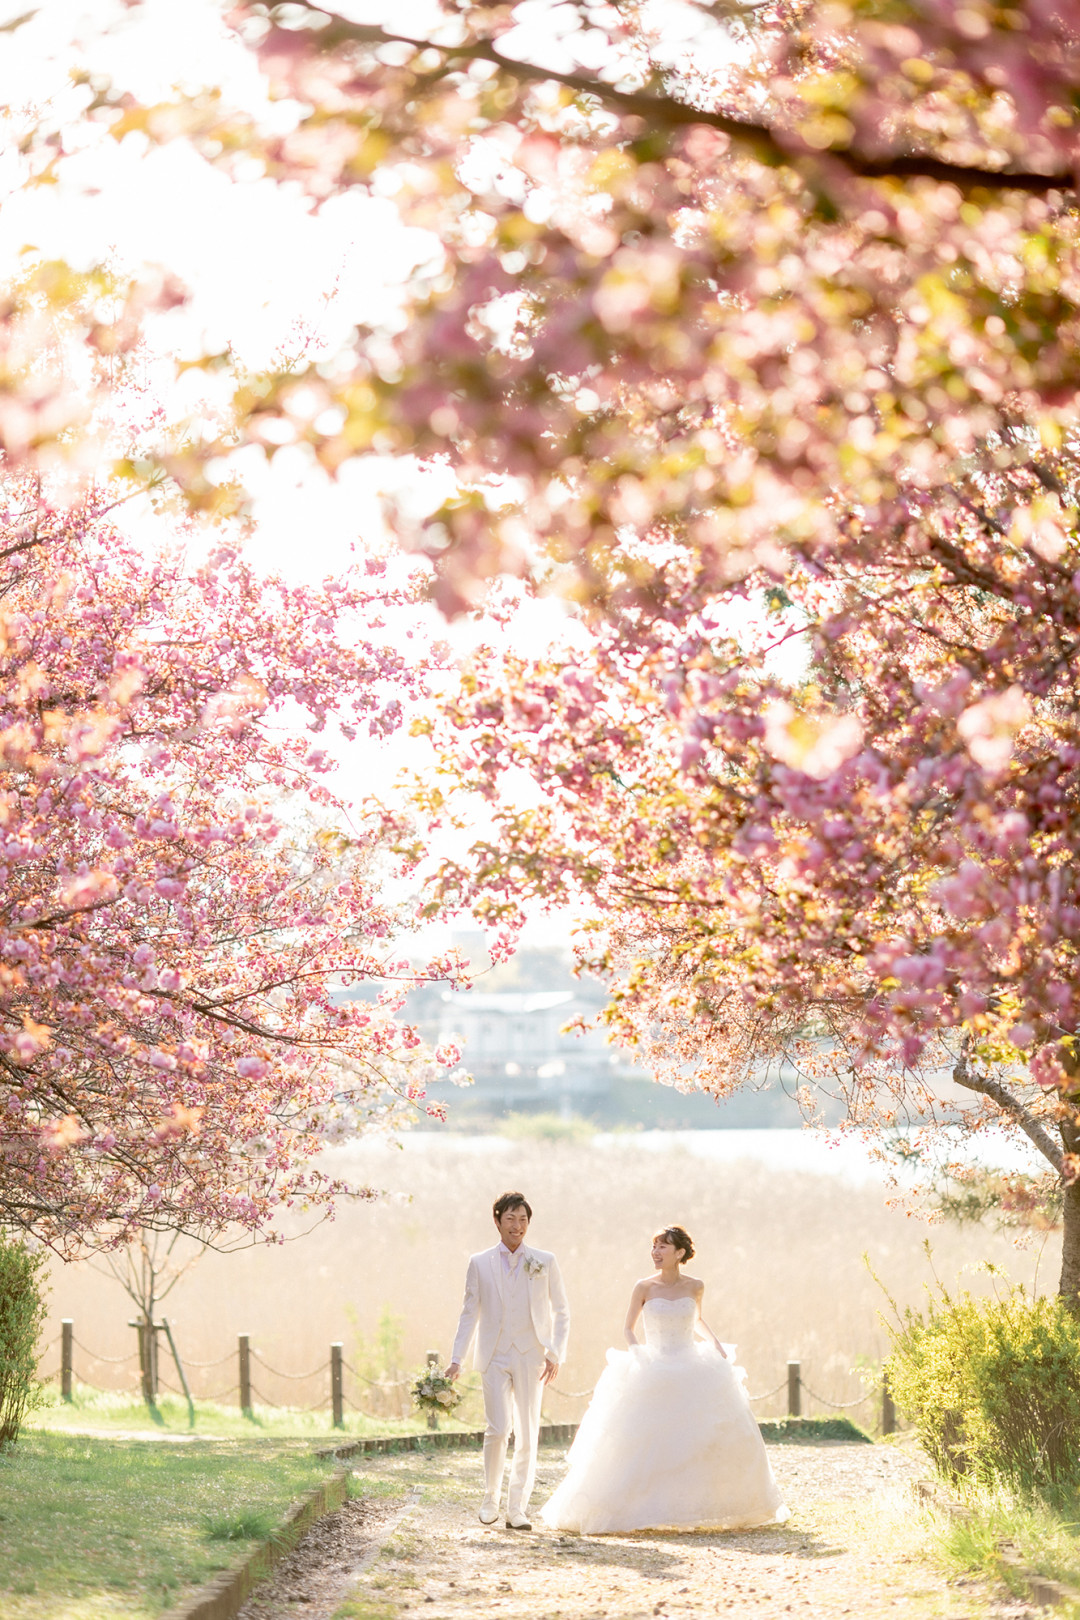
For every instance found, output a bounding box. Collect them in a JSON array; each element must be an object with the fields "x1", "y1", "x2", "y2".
[{"x1": 447, "y1": 1190, "x2": 570, "y2": 1530}]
